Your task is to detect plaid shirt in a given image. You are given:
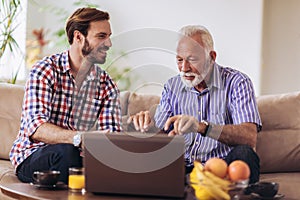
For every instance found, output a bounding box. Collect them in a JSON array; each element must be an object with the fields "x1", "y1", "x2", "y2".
[
  {"x1": 155, "y1": 63, "x2": 262, "y2": 166},
  {"x1": 10, "y1": 50, "x2": 122, "y2": 169}
]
